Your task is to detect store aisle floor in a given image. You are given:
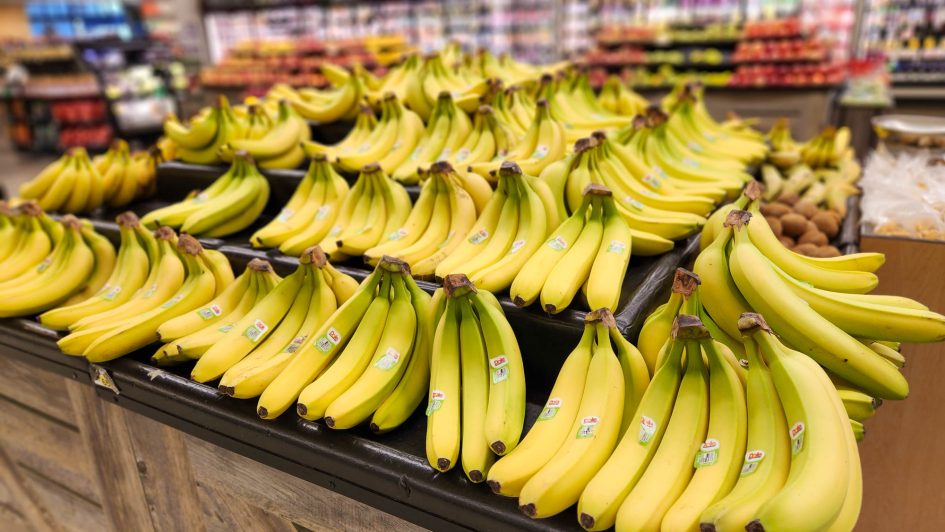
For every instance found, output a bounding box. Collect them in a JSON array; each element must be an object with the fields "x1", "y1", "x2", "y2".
[{"x1": 0, "y1": 143, "x2": 56, "y2": 198}]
